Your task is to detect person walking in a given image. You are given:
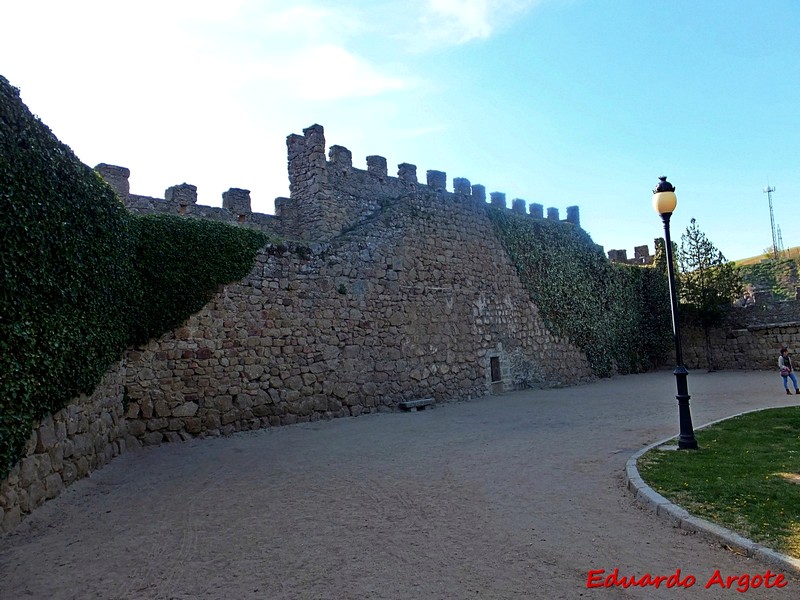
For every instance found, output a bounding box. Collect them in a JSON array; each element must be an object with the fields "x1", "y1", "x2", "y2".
[{"x1": 778, "y1": 347, "x2": 800, "y2": 395}]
